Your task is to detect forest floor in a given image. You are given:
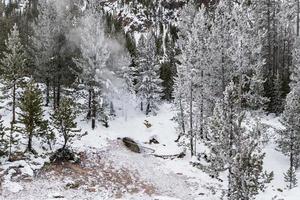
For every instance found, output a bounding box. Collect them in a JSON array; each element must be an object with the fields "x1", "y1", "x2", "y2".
[{"x1": 0, "y1": 104, "x2": 299, "y2": 200}]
